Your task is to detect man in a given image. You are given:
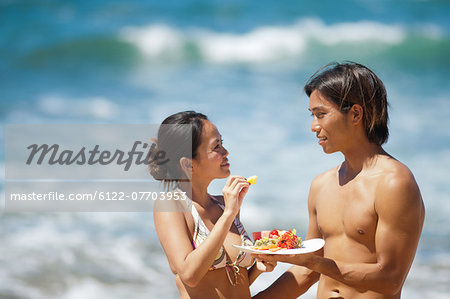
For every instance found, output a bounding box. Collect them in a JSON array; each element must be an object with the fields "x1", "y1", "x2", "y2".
[{"x1": 255, "y1": 62, "x2": 425, "y2": 298}]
